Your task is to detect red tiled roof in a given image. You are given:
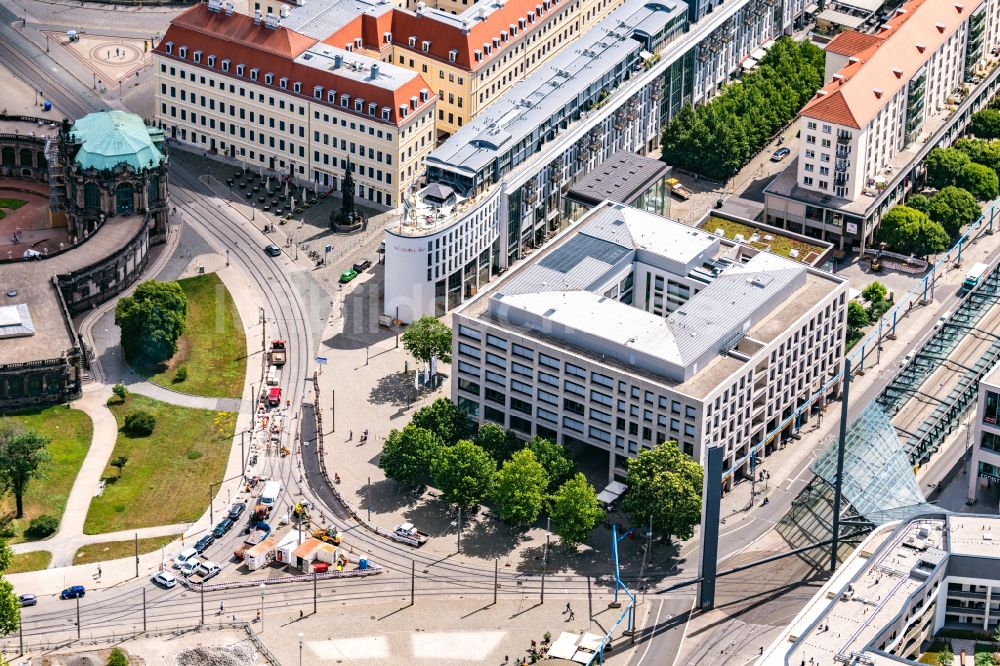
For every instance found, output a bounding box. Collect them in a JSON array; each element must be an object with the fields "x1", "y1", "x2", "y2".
[
  {"x1": 801, "y1": 89, "x2": 861, "y2": 128},
  {"x1": 825, "y1": 31, "x2": 885, "y2": 57},
  {"x1": 156, "y1": 5, "x2": 434, "y2": 126},
  {"x1": 324, "y1": 0, "x2": 566, "y2": 71}
]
